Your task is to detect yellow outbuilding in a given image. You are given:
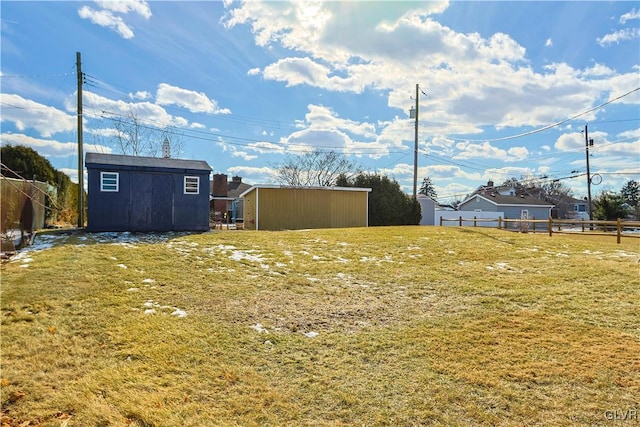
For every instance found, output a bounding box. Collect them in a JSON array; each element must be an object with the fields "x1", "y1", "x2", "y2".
[{"x1": 239, "y1": 185, "x2": 372, "y2": 231}]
